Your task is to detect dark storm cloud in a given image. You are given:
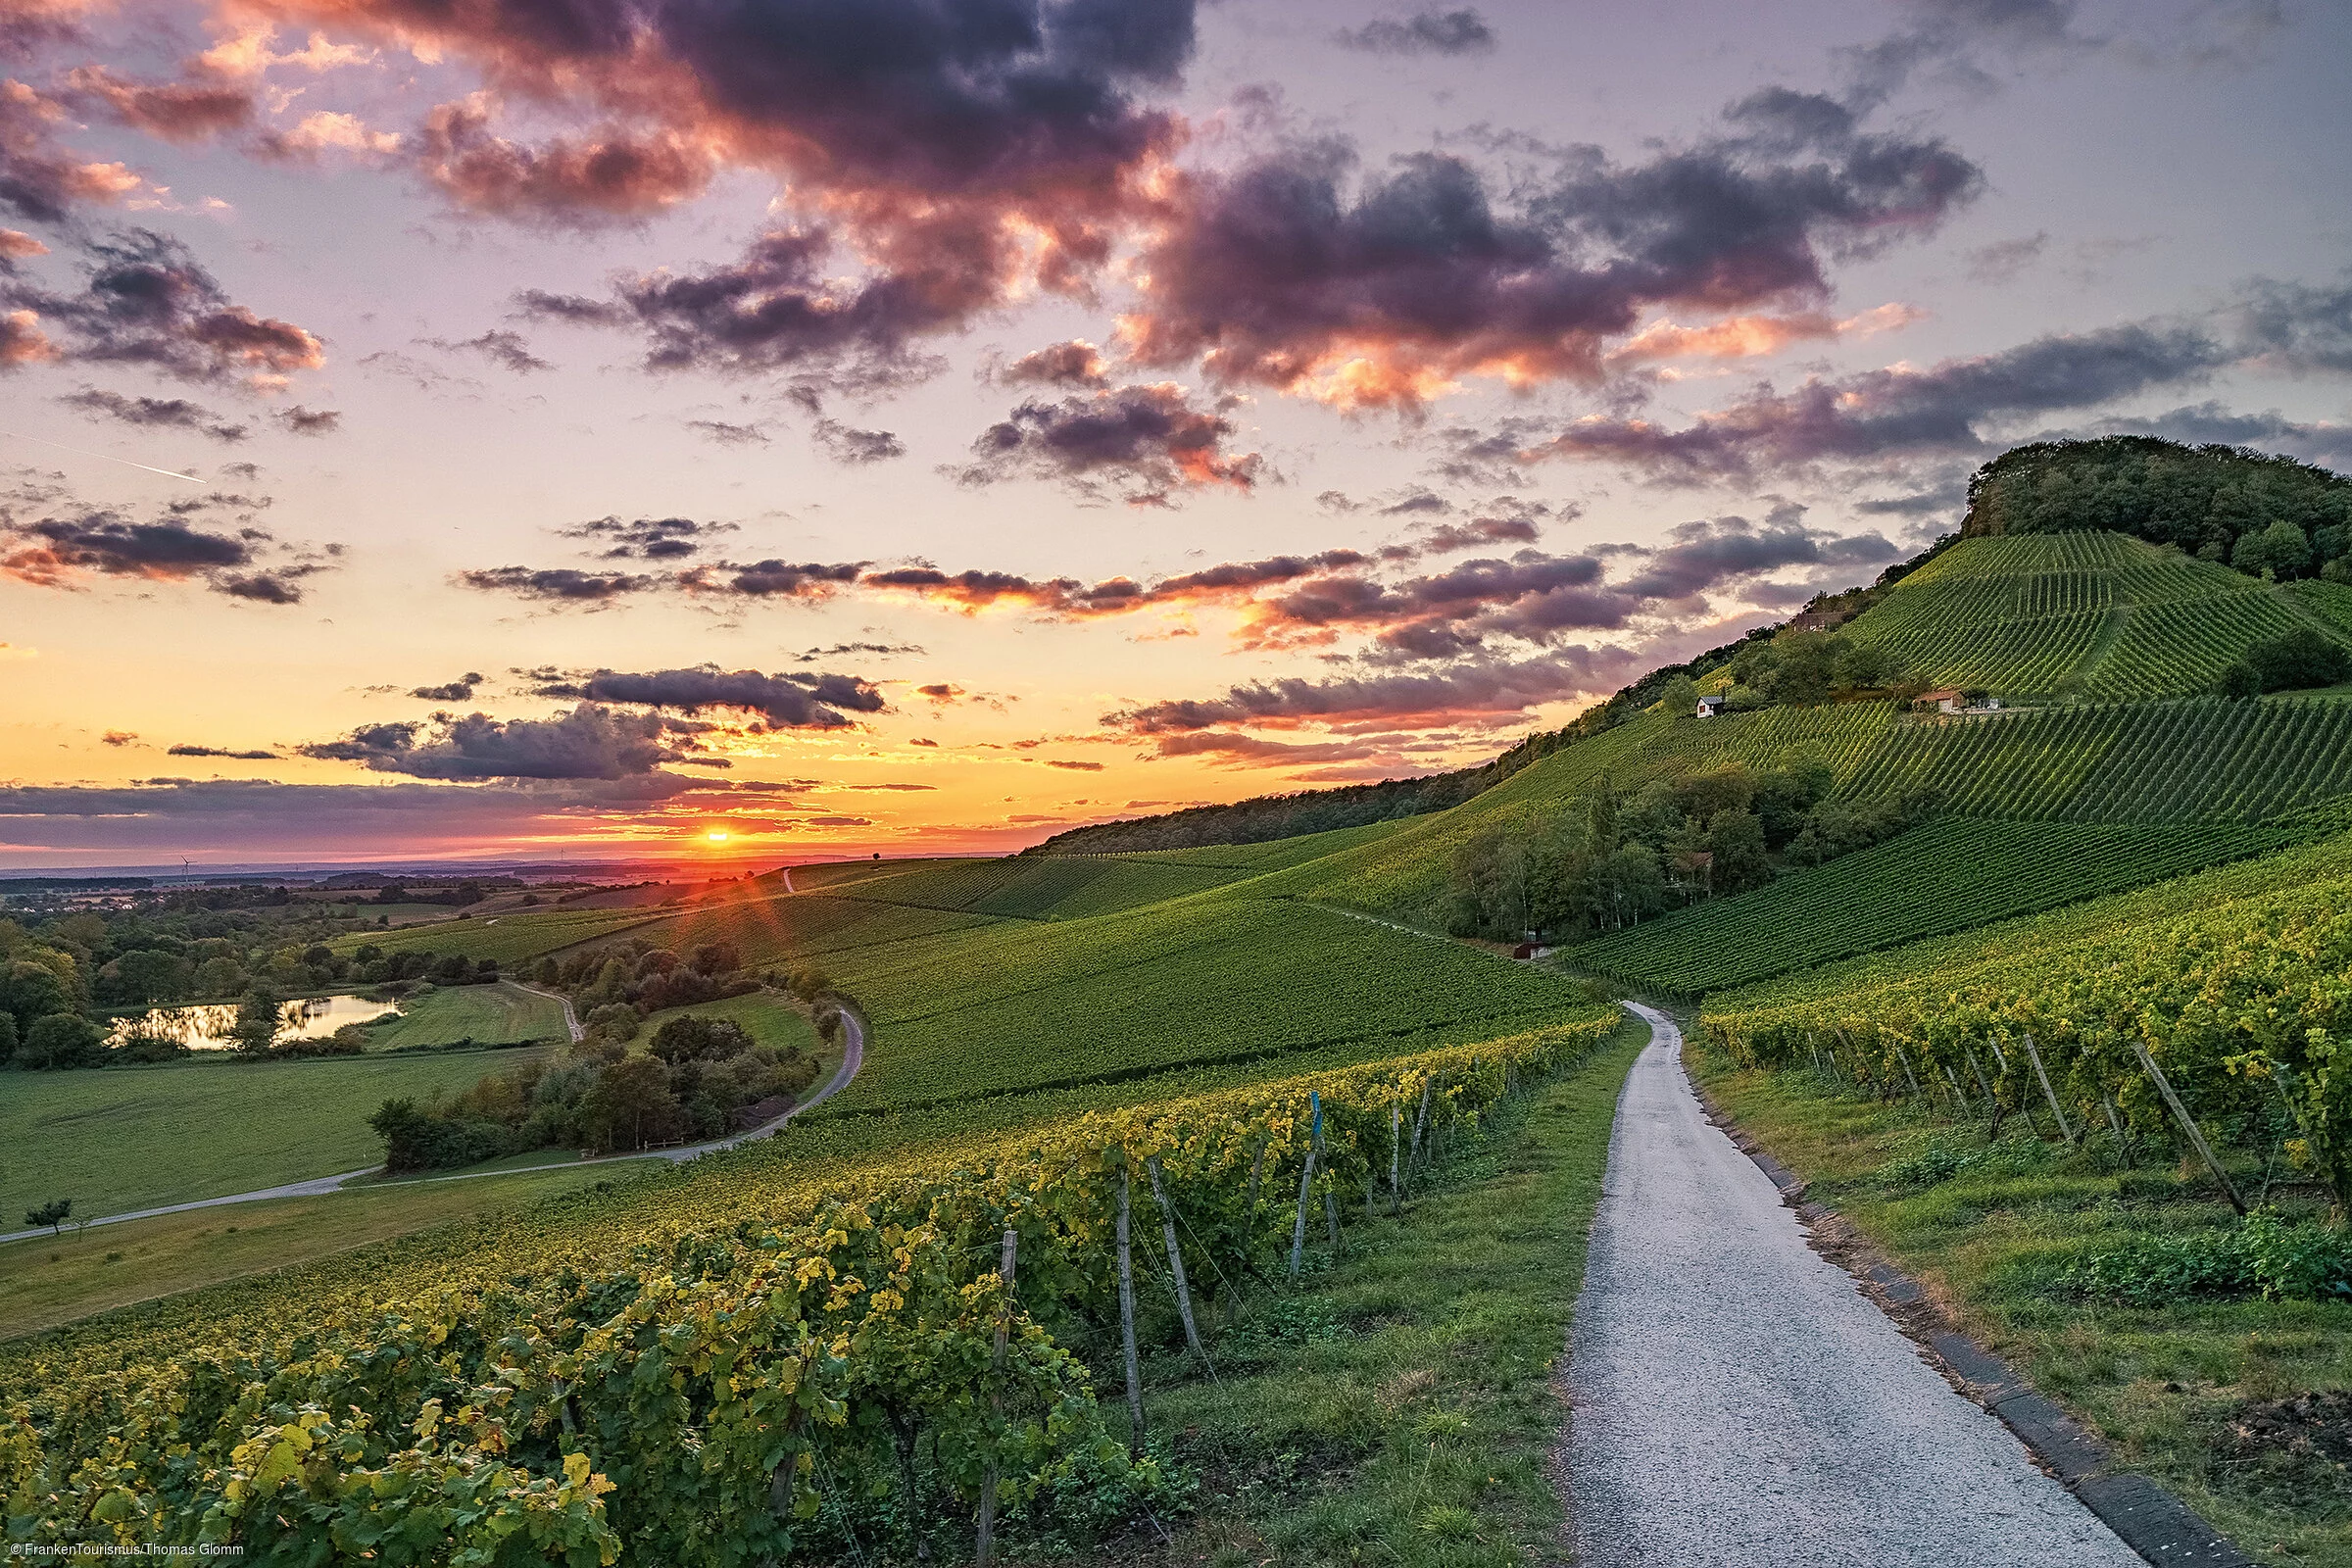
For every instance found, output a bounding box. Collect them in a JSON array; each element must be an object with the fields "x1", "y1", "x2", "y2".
[
  {"x1": 1, "y1": 228, "x2": 324, "y2": 385},
  {"x1": 414, "y1": 101, "x2": 716, "y2": 223},
  {"x1": 276, "y1": 405, "x2": 341, "y2": 434},
  {"x1": 999, "y1": 338, "x2": 1110, "y2": 388},
  {"x1": 956, "y1": 381, "x2": 1261, "y2": 503},
  {"x1": 1122, "y1": 91, "x2": 1979, "y2": 410},
  {"x1": 678, "y1": 558, "x2": 867, "y2": 600},
  {"x1": 1333, "y1": 8, "x2": 1494, "y2": 56},
  {"x1": 167, "y1": 743, "x2": 277, "y2": 759},
  {"x1": 2233, "y1": 272, "x2": 2352, "y2": 376},
  {"x1": 0, "y1": 79, "x2": 136, "y2": 223},
  {"x1": 1616, "y1": 511, "x2": 1896, "y2": 598},
  {"x1": 424, "y1": 327, "x2": 553, "y2": 373},
  {"x1": 687, "y1": 418, "x2": 768, "y2": 446},
  {"x1": 411, "y1": 672, "x2": 485, "y2": 701},
  {"x1": 519, "y1": 228, "x2": 962, "y2": 389},
  {"x1": 0, "y1": 503, "x2": 329, "y2": 603},
  {"x1": 455, "y1": 564, "x2": 661, "y2": 601},
  {"x1": 1532, "y1": 320, "x2": 2232, "y2": 480},
  {"x1": 812, "y1": 417, "x2": 906, "y2": 464},
  {"x1": 559, "y1": 514, "x2": 736, "y2": 561},
  {"x1": 60, "y1": 386, "x2": 248, "y2": 441},
  {"x1": 529, "y1": 665, "x2": 885, "y2": 727},
  {"x1": 1105, "y1": 649, "x2": 1649, "y2": 734},
  {"x1": 299, "y1": 704, "x2": 693, "y2": 780}
]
